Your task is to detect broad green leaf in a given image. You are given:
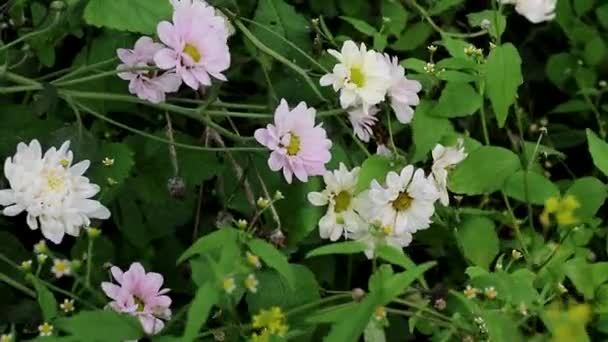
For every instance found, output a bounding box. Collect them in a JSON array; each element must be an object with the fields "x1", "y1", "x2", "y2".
[
  {"x1": 484, "y1": 43, "x2": 523, "y2": 127},
  {"x1": 564, "y1": 258, "x2": 595, "y2": 299},
  {"x1": 503, "y1": 170, "x2": 560, "y2": 205},
  {"x1": 83, "y1": 0, "x2": 171, "y2": 34},
  {"x1": 325, "y1": 291, "x2": 382, "y2": 342},
  {"x1": 306, "y1": 241, "x2": 368, "y2": 258},
  {"x1": 381, "y1": 0, "x2": 408, "y2": 36},
  {"x1": 56, "y1": 311, "x2": 143, "y2": 341},
  {"x1": 364, "y1": 319, "x2": 386, "y2": 342},
  {"x1": 456, "y1": 217, "x2": 499, "y2": 270},
  {"x1": 482, "y1": 310, "x2": 522, "y2": 342},
  {"x1": 31, "y1": 277, "x2": 57, "y2": 321},
  {"x1": 178, "y1": 228, "x2": 240, "y2": 263},
  {"x1": 391, "y1": 22, "x2": 432, "y2": 52},
  {"x1": 436, "y1": 70, "x2": 477, "y2": 83},
  {"x1": 574, "y1": 0, "x2": 595, "y2": 16},
  {"x1": 402, "y1": 58, "x2": 427, "y2": 73},
  {"x1": 467, "y1": 10, "x2": 506, "y2": 39},
  {"x1": 440, "y1": 36, "x2": 470, "y2": 59},
  {"x1": 382, "y1": 262, "x2": 436, "y2": 303},
  {"x1": 546, "y1": 53, "x2": 577, "y2": 89},
  {"x1": 355, "y1": 155, "x2": 394, "y2": 193},
  {"x1": 247, "y1": 238, "x2": 295, "y2": 290},
  {"x1": 340, "y1": 16, "x2": 377, "y2": 36},
  {"x1": 583, "y1": 37, "x2": 607, "y2": 66},
  {"x1": 551, "y1": 99, "x2": 591, "y2": 114},
  {"x1": 431, "y1": 83, "x2": 482, "y2": 117},
  {"x1": 449, "y1": 146, "x2": 521, "y2": 195},
  {"x1": 598, "y1": 4, "x2": 608, "y2": 29},
  {"x1": 279, "y1": 176, "x2": 324, "y2": 247},
  {"x1": 411, "y1": 101, "x2": 453, "y2": 162},
  {"x1": 586, "y1": 129, "x2": 608, "y2": 177},
  {"x1": 182, "y1": 283, "x2": 219, "y2": 342},
  {"x1": 307, "y1": 303, "x2": 358, "y2": 324},
  {"x1": 565, "y1": 177, "x2": 607, "y2": 220},
  {"x1": 428, "y1": 0, "x2": 465, "y2": 15}
]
